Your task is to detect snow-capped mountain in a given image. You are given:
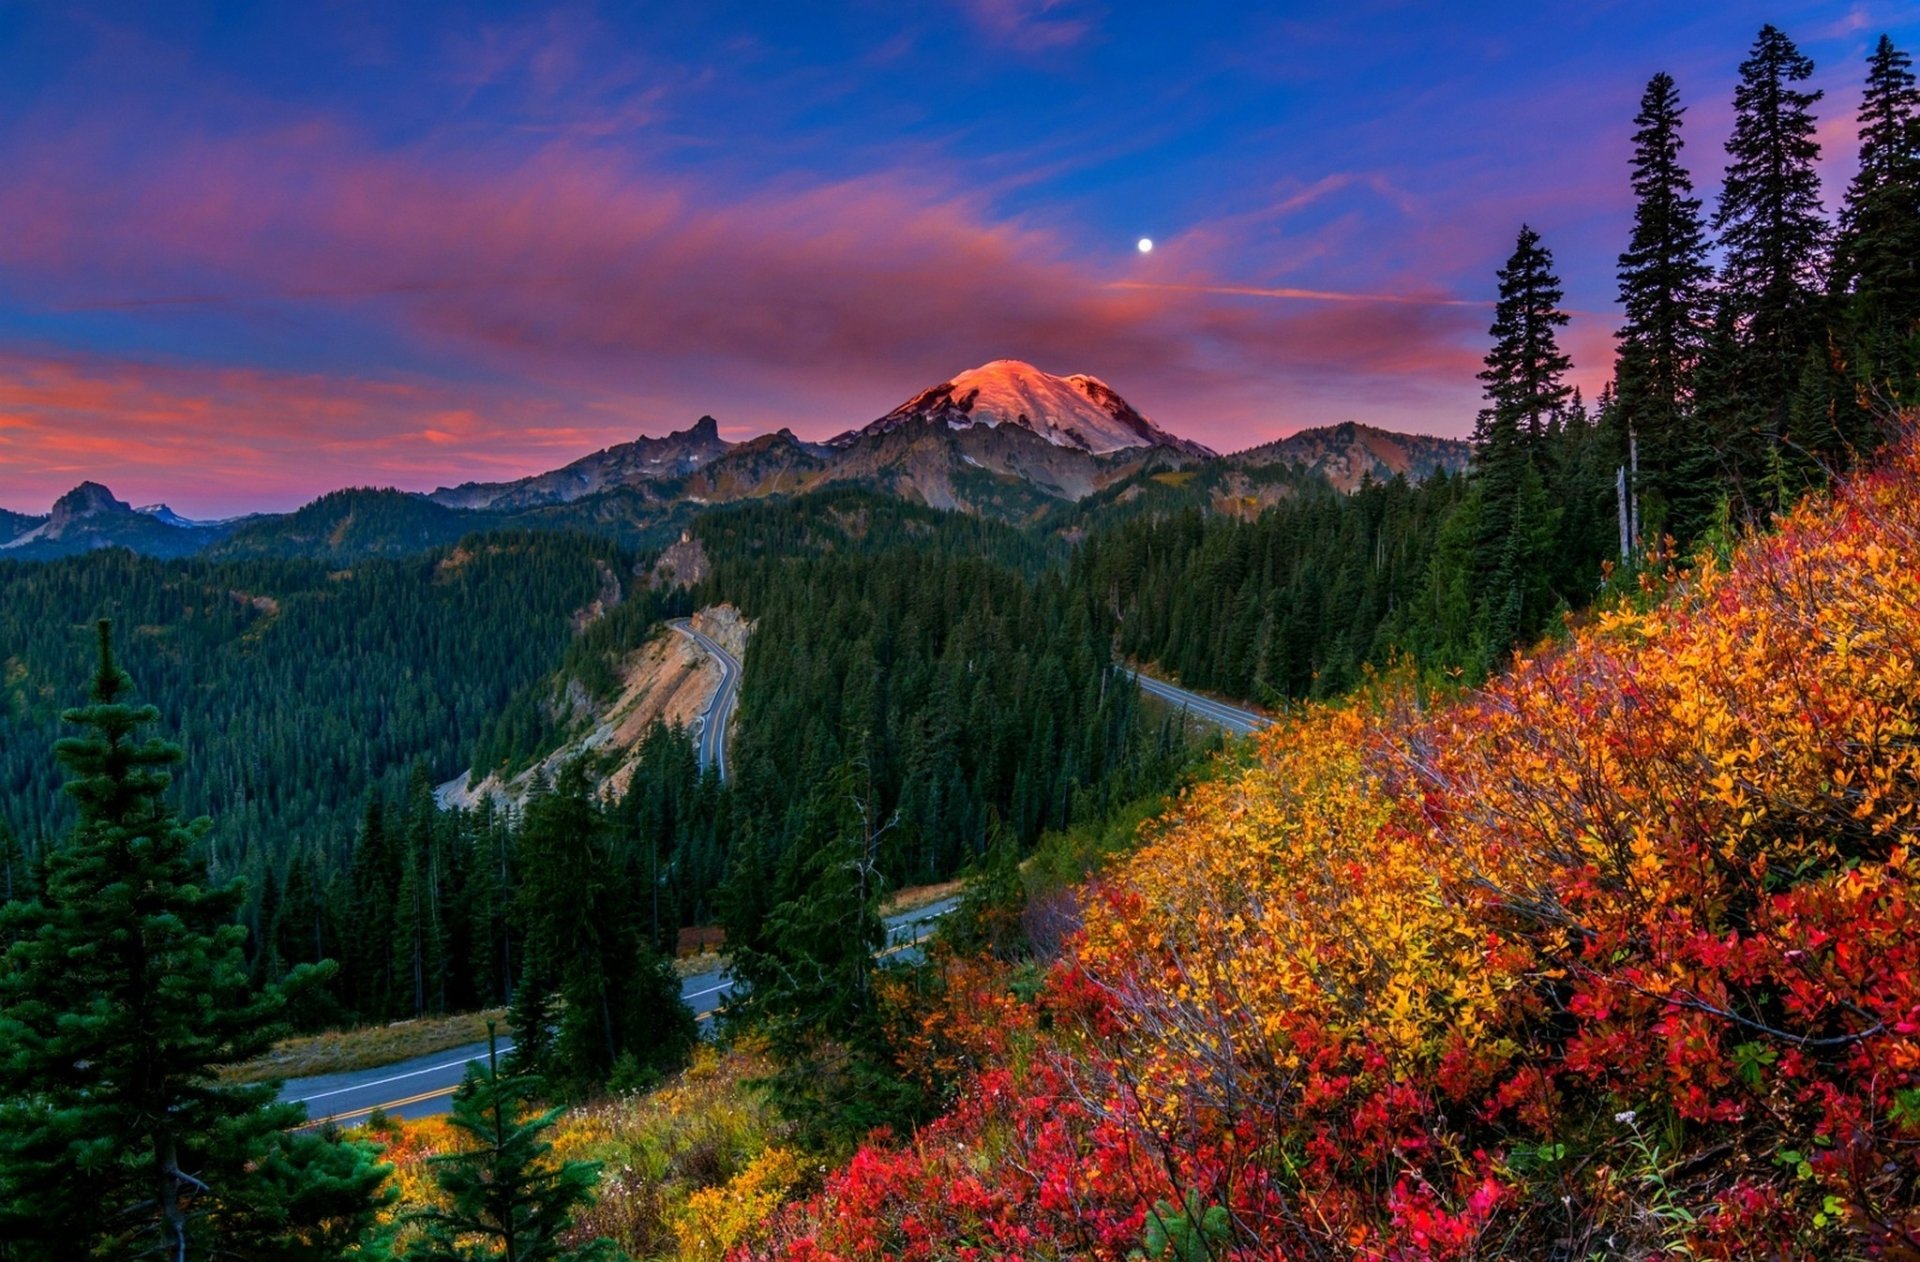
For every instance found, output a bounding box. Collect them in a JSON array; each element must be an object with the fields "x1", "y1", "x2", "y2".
[{"x1": 841, "y1": 360, "x2": 1215, "y2": 458}]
